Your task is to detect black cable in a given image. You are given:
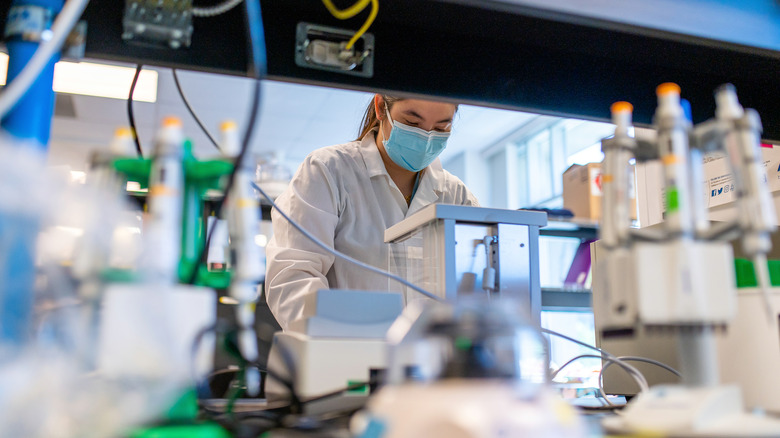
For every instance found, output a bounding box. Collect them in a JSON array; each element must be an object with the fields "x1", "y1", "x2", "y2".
[
  {"x1": 172, "y1": 69, "x2": 221, "y2": 151},
  {"x1": 186, "y1": 0, "x2": 265, "y2": 285},
  {"x1": 128, "y1": 64, "x2": 144, "y2": 158},
  {"x1": 299, "y1": 381, "x2": 371, "y2": 406},
  {"x1": 202, "y1": 379, "x2": 372, "y2": 432},
  {"x1": 190, "y1": 321, "x2": 297, "y2": 401},
  {"x1": 186, "y1": 78, "x2": 261, "y2": 286}
]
